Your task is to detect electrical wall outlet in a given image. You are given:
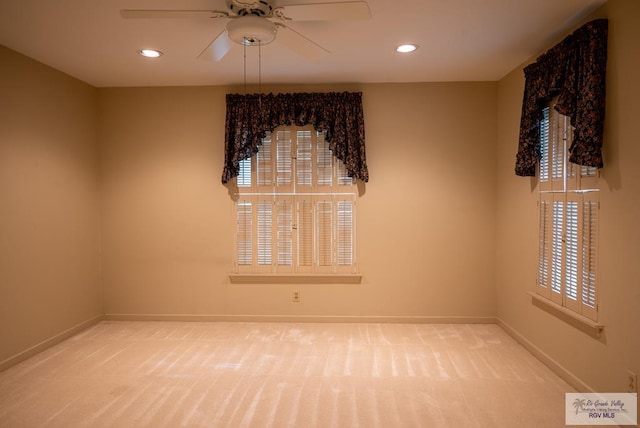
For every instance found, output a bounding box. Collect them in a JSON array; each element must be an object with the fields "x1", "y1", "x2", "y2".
[
  {"x1": 627, "y1": 371, "x2": 637, "y2": 393},
  {"x1": 292, "y1": 291, "x2": 300, "y2": 303}
]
